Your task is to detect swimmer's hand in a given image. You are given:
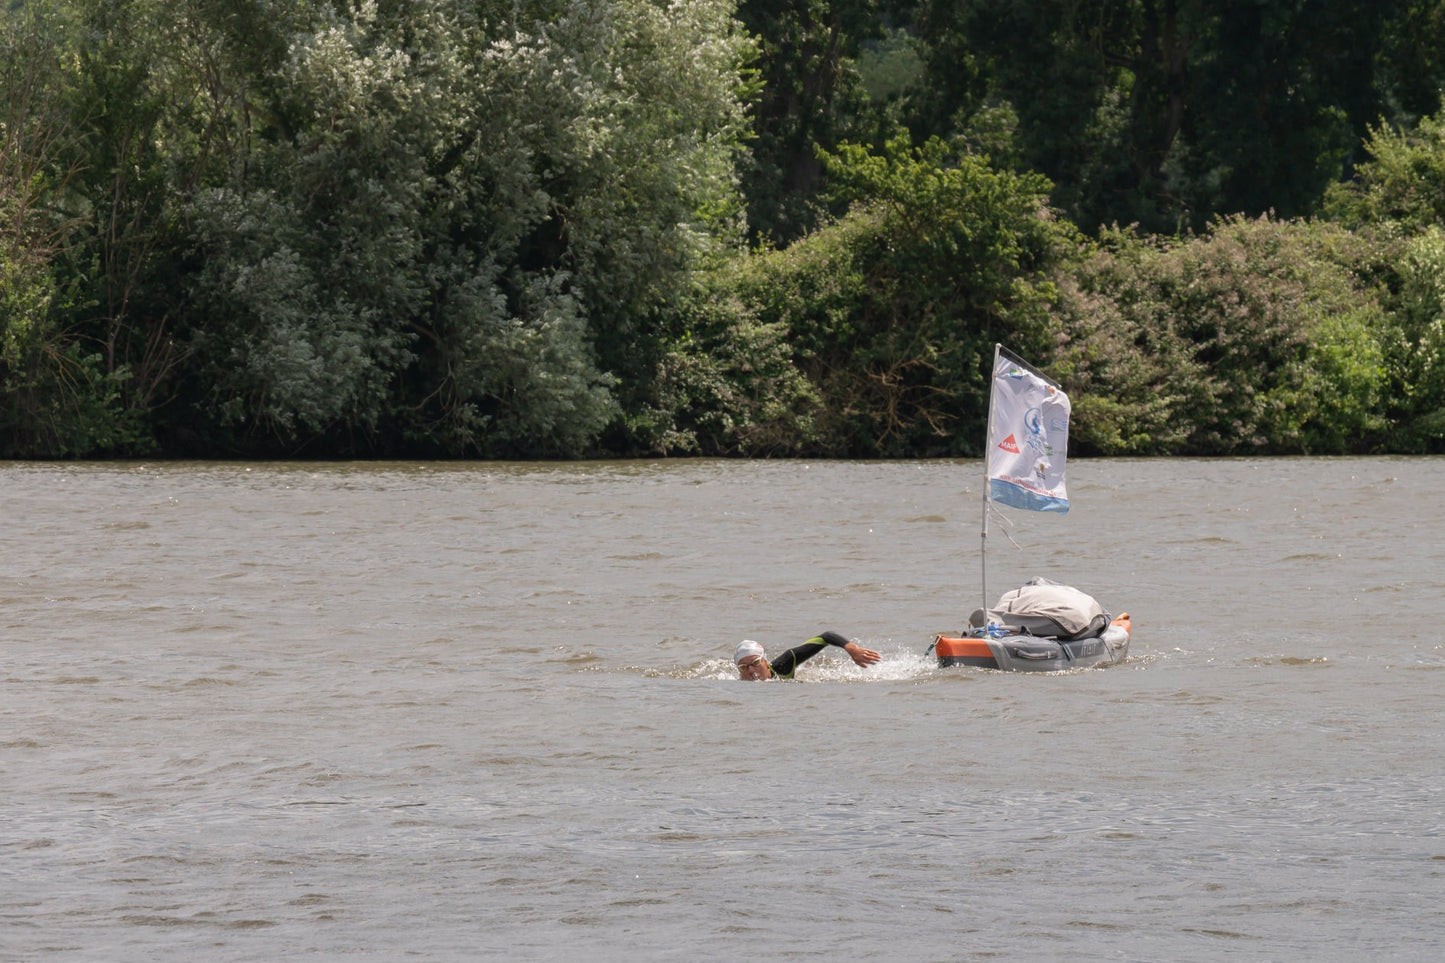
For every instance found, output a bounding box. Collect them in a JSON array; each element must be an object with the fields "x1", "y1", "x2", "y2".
[{"x1": 844, "y1": 641, "x2": 881, "y2": 667}]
